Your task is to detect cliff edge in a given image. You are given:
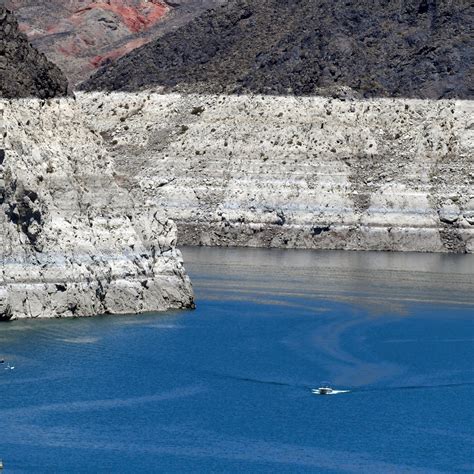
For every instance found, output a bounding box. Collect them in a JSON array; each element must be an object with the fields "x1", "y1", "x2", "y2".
[
  {"x1": 0, "y1": 98, "x2": 194, "y2": 319},
  {"x1": 1, "y1": 10, "x2": 193, "y2": 318}
]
